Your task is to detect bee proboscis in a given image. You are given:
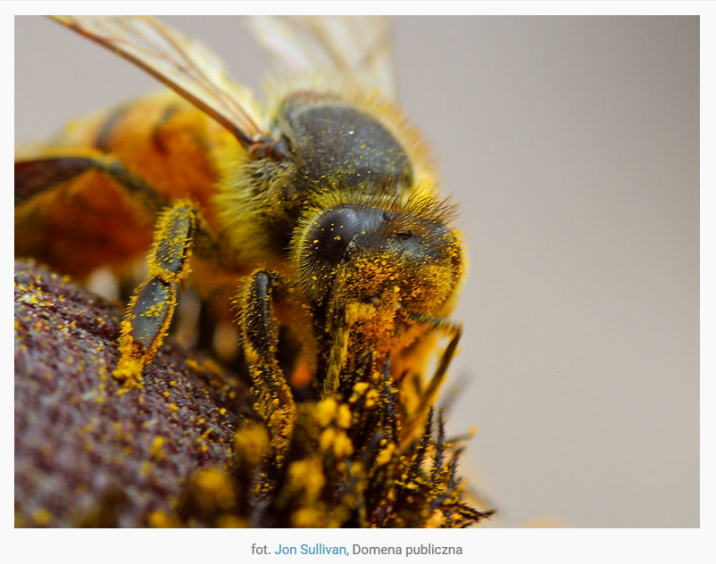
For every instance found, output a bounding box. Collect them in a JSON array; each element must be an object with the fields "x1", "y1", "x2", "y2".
[{"x1": 15, "y1": 16, "x2": 466, "y2": 457}]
